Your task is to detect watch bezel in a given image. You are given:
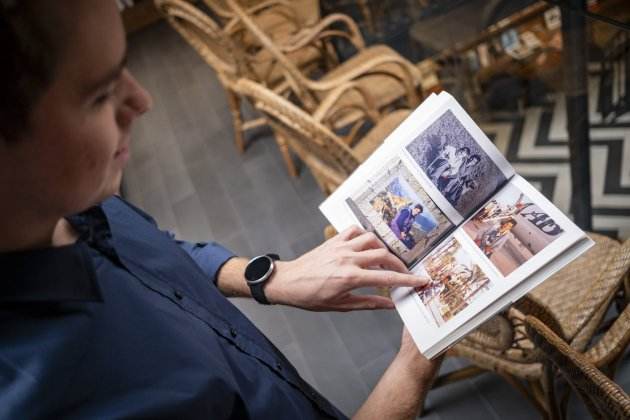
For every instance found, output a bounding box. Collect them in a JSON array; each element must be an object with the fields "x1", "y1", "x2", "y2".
[{"x1": 245, "y1": 255, "x2": 276, "y2": 285}]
